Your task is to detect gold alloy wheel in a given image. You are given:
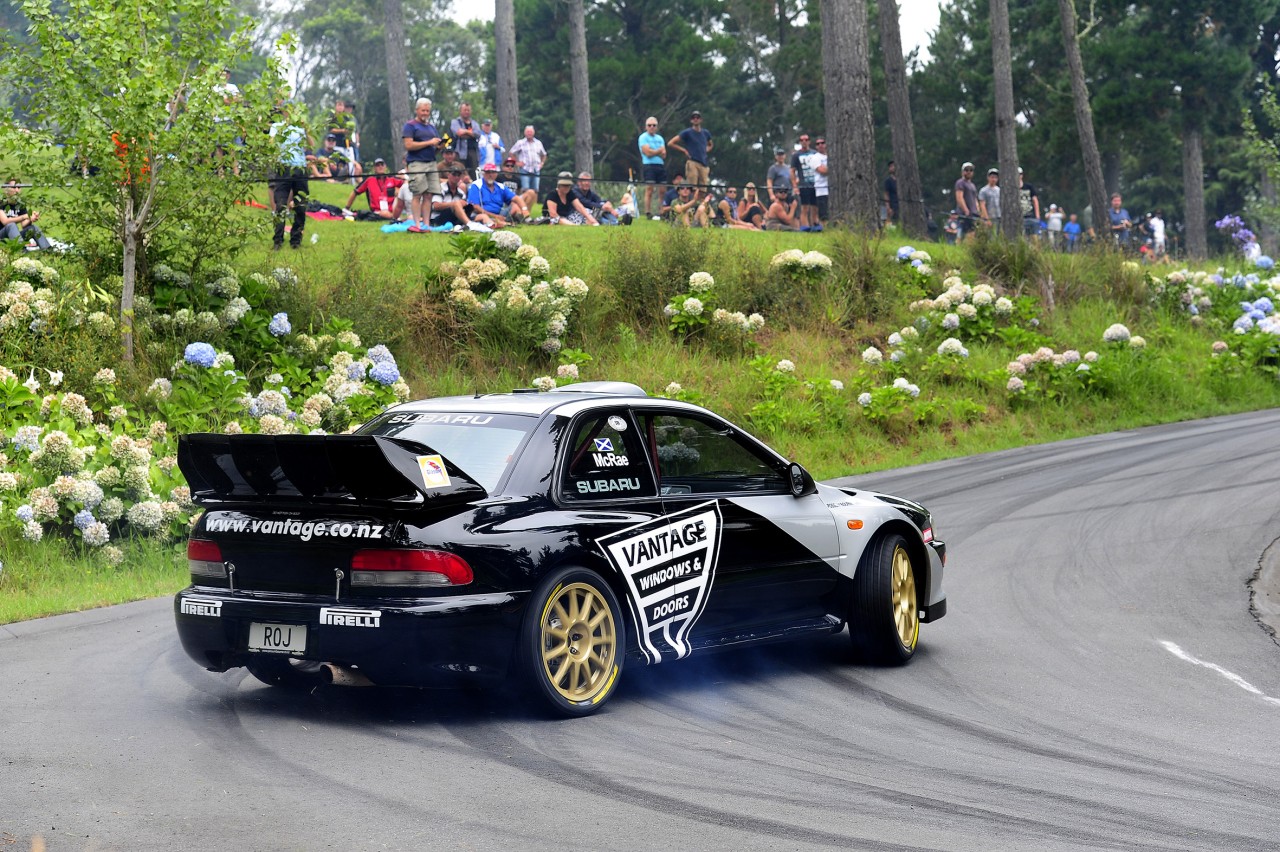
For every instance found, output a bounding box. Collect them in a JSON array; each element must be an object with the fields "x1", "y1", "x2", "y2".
[
  {"x1": 540, "y1": 581, "x2": 617, "y2": 702},
  {"x1": 891, "y1": 545, "x2": 919, "y2": 649}
]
